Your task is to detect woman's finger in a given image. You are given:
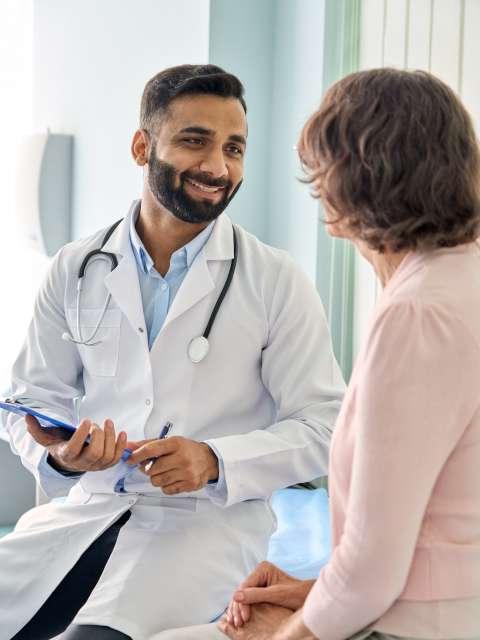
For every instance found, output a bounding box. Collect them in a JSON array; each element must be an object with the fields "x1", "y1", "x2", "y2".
[
  {"x1": 225, "y1": 603, "x2": 234, "y2": 624},
  {"x1": 232, "y1": 601, "x2": 244, "y2": 627},
  {"x1": 234, "y1": 585, "x2": 283, "y2": 606},
  {"x1": 239, "y1": 602, "x2": 250, "y2": 624}
]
